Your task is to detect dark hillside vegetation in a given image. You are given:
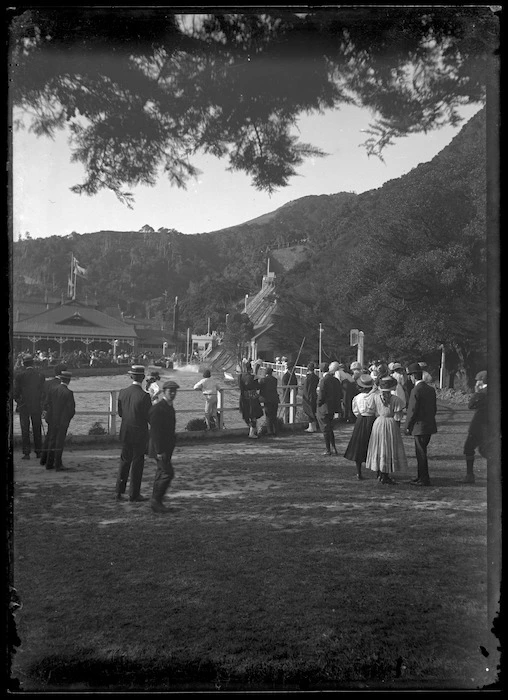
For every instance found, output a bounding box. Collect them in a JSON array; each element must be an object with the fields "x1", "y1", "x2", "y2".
[{"x1": 13, "y1": 109, "x2": 488, "y2": 382}]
